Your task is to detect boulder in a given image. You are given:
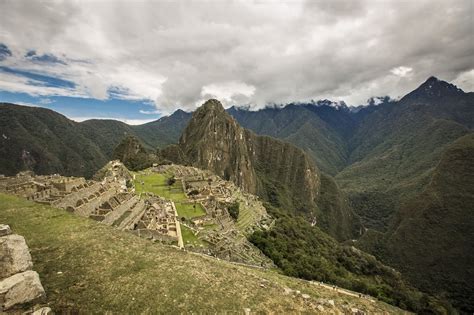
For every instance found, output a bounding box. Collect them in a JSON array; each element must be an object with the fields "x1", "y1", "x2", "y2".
[
  {"x1": 32, "y1": 306, "x2": 53, "y2": 314},
  {"x1": 0, "y1": 270, "x2": 45, "y2": 311},
  {"x1": 351, "y1": 307, "x2": 366, "y2": 315},
  {"x1": 326, "y1": 299, "x2": 335, "y2": 308},
  {"x1": 0, "y1": 224, "x2": 11, "y2": 237},
  {"x1": 0, "y1": 234, "x2": 33, "y2": 278}
]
